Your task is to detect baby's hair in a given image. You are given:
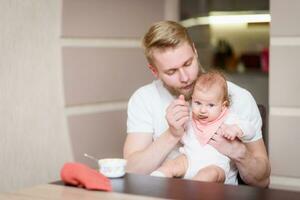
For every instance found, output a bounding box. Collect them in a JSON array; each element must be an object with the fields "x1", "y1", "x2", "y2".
[{"x1": 194, "y1": 70, "x2": 230, "y2": 107}]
